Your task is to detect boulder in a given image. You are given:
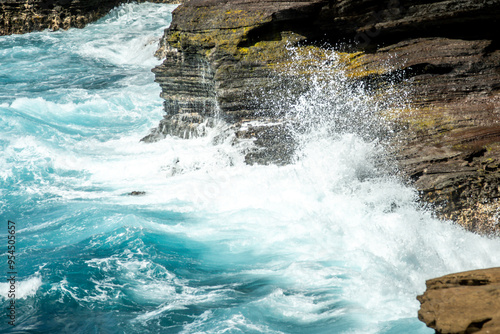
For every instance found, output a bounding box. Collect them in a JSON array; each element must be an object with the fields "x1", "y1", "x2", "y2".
[{"x1": 417, "y1": 267, "x2": 500, "y2": 334}]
